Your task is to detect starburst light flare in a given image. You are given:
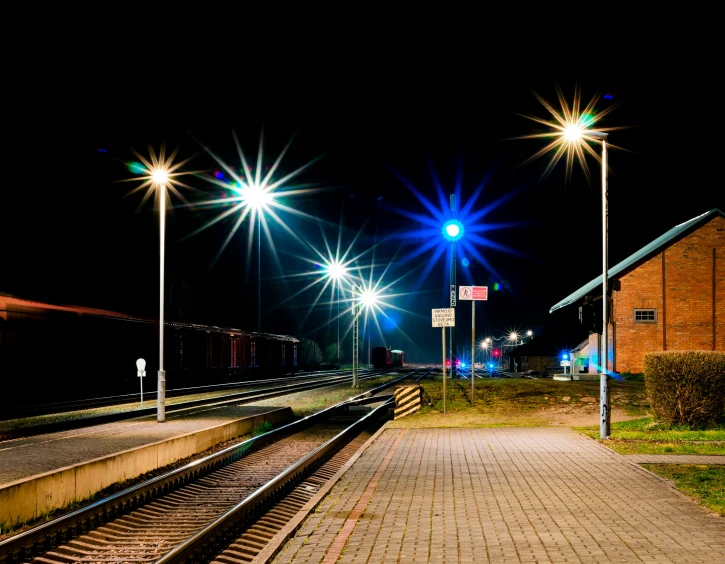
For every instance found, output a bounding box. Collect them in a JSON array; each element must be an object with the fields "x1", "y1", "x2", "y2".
[{"x1": 511, "y1": 82, "x2": 631, "y2": 186}]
